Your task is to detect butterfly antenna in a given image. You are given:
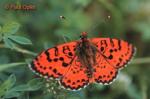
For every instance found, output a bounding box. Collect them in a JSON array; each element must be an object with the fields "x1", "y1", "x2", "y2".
[
  {"x1": 87, "y1": 23, "x2": 100, "y2": 34},
  {"x1": 63, "y1": 35, "x2": 67, "y2": 43},
  {"x1": 59, "y1": 15, "x2": 79, "y2": 41},
  {"x1": 59, "y1": 15, "x2": 71, "y2": 42},
  {"x1": 87, "y1": 15, "x2": 111, "y2": 35},
  {"x1": 62, "y1": 35, "x2": 71, "y2": 43}
]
